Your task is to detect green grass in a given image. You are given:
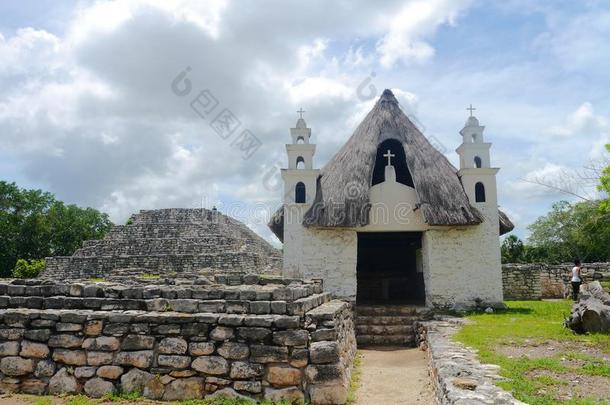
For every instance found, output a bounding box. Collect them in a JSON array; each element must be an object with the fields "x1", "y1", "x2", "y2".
[
  {"x1": 454, "y1": 300, "x2": 610, "y2": 405},
  {"x1": 346, "y1": 351, "x2": 363, "y2": 404},
  {"x1": 103, "y1": 390, "x2": 143, "y2": 402},
  {"x1": 88, "y1": 277, "x2": 105, "y2": 283},
  {"x1": 601, "y1": 281, "x2": 610, "y2": 292},
  {"x1": 66, "y1": 395, "x2": 96, "y2": 405},
  {"x1": 31, "y1": 397, "x2": 53, "y2": 405}
]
